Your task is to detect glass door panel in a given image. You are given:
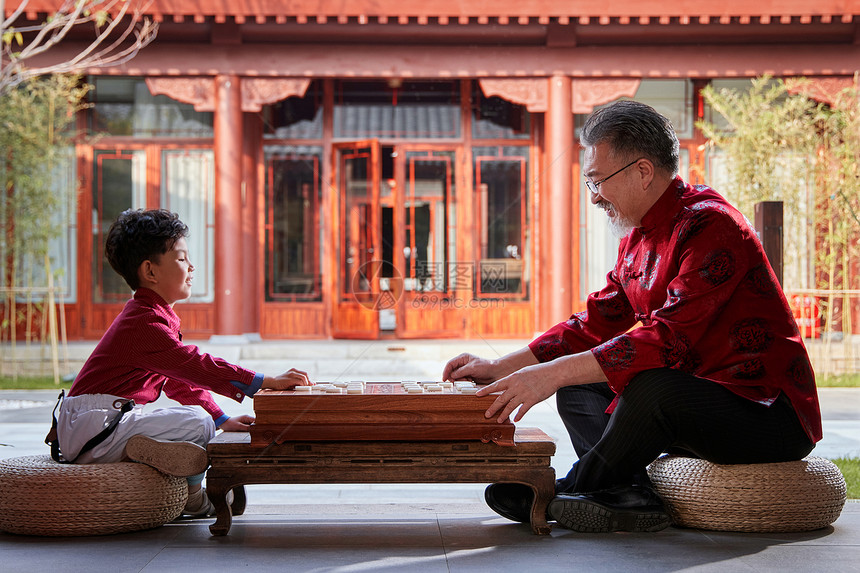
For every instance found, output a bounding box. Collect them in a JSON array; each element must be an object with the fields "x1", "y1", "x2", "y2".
[
  {"x1": 473, "y1": 146, "x2": 529, "y2": 299},
  {"x1": 332, "y1": 141, "x2": 381, "y2": 338},
  {"x1": 264, "y1": 148, "x2": 323, "y2": 302},
  {"x1": 396, "y1": 146, "x2": 464, "y2": 338},
  {"x1": 161, "y1": 149, "x2": 215, "y2": 303},
  {"x1": 92, "y1": 149, "x2": 146, "y2": 303},
  {"x1": 341, "y1": 146, "x2": 378, "y2": 302},
  {"x1": 13, "y1": 148, "x2": 78, "y2": 304},
  {"x1": 402, "y1": 150, "x2": 455, "y2": 294}
]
